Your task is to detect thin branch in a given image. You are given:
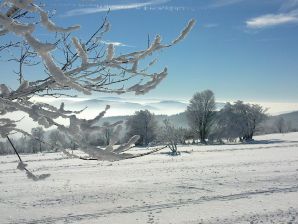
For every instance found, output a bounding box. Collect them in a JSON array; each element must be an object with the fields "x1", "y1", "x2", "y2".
[
  {"x1": 6, "y1": 135, "x2": 51, "y2": 181},
  {"x1": 7, "y1": 135, "x2": 22, "y2": 162}
]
